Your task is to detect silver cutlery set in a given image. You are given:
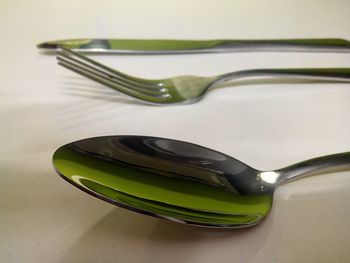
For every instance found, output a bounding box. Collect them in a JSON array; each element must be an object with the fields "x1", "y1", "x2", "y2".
[{"x1": 39, "y1": 38, "x2": 350, "y2": 228}]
